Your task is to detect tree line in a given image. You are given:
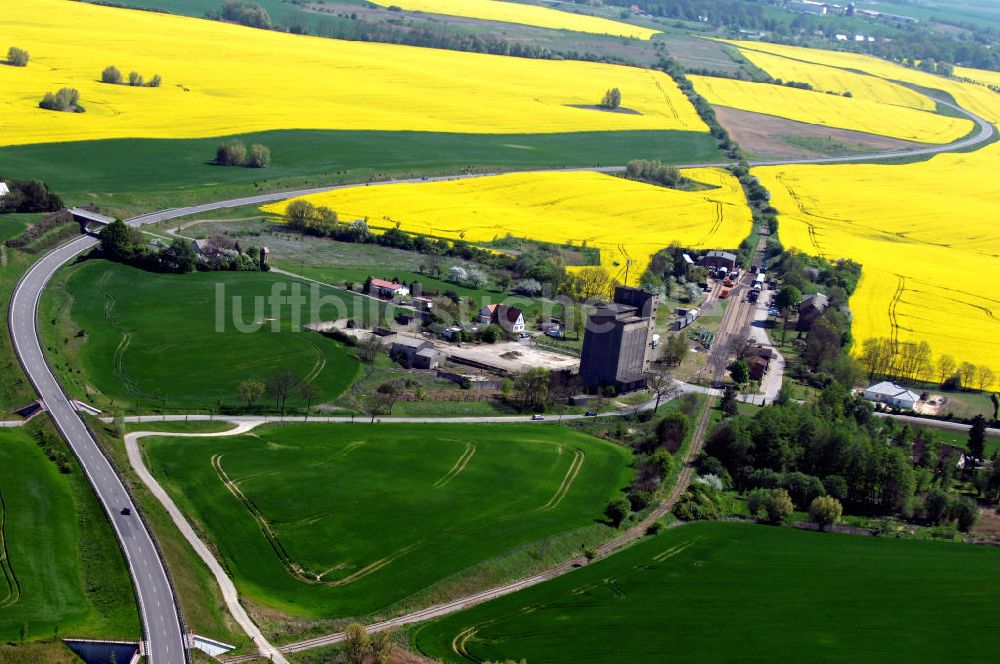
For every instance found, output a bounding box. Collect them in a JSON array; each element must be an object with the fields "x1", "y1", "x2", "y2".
[
  {"x1": 98, "y1": 219, "x2": 261, "y2": 274},
  {"x1": 859, "y1": 337, "x2": 995, "y2": 394}
]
